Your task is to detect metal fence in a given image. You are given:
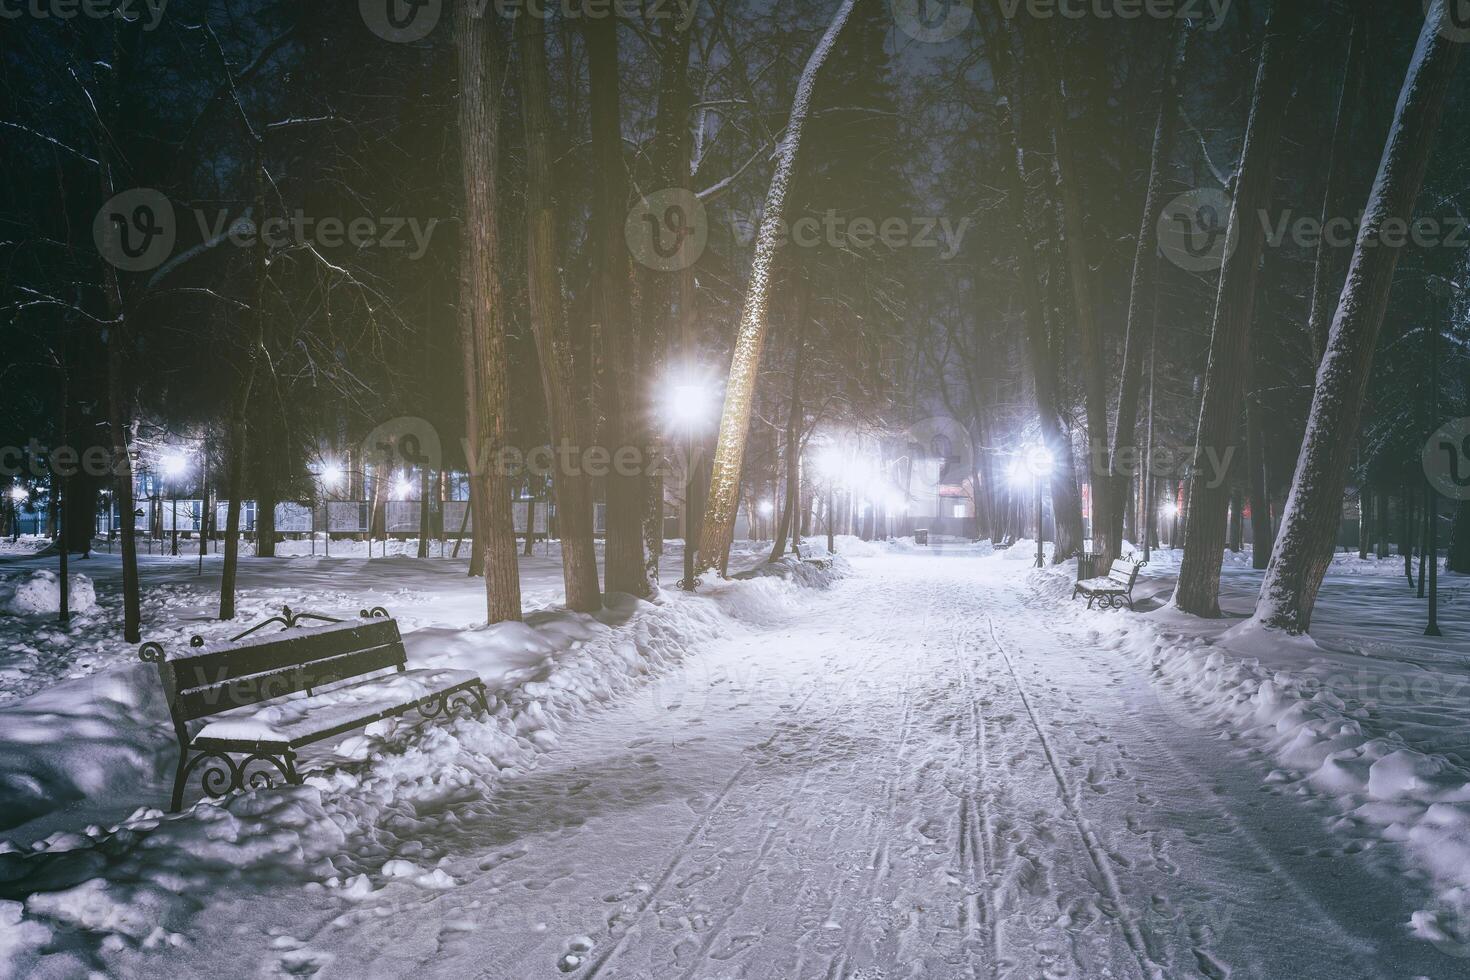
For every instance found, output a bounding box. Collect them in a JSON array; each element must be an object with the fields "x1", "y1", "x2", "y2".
[{"x1": 92, "y1": 499, "x2": 557, "y2": 538}]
